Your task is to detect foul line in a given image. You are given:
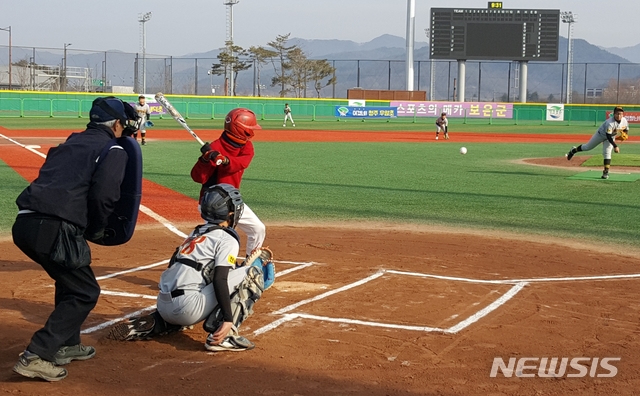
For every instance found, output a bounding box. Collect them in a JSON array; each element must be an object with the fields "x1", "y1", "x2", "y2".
[
  {"x1": 100, "y1": 290, "x2": 157, "y2": 300},
  {"x1": 138, "y1": 205, "x2": 188, "y2": 238},
  {"x1": 385, "y1": 269, "x2": 640, "y2": 284},
  {"x1": 0, "y1": 133, "x2": 47, "y2": 158}
]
